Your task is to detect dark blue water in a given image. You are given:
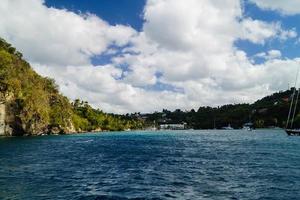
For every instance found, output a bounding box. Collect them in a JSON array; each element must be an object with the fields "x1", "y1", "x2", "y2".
[{"x1": 0, "y1": 130, "x2": 300, "y2": 200}]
